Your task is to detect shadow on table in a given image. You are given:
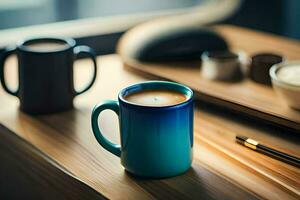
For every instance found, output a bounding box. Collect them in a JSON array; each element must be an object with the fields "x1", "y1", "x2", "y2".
[{"x1": 125, "y1": 165, "x2": 259, "y2": 200}]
